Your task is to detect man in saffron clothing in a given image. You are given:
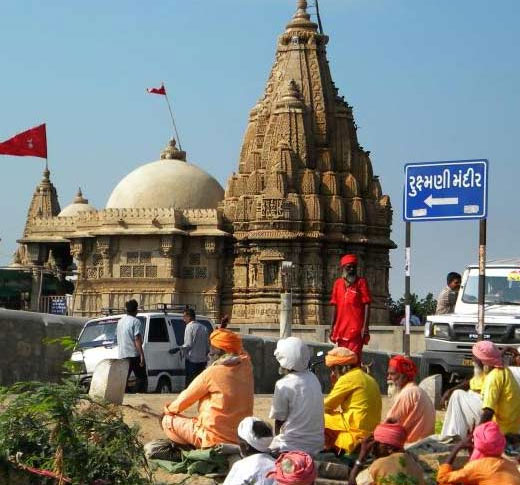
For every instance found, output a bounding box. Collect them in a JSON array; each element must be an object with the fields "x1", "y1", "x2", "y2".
[
  {"x1": 330, "y1": 254, "x2": 372, "y2": 359},
  {"x1": 385, "y1": 355, "x2": 435, "y2": 445},
  {"x1": 161, "y1": 328, "x2": 254, "y2": 448}
]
